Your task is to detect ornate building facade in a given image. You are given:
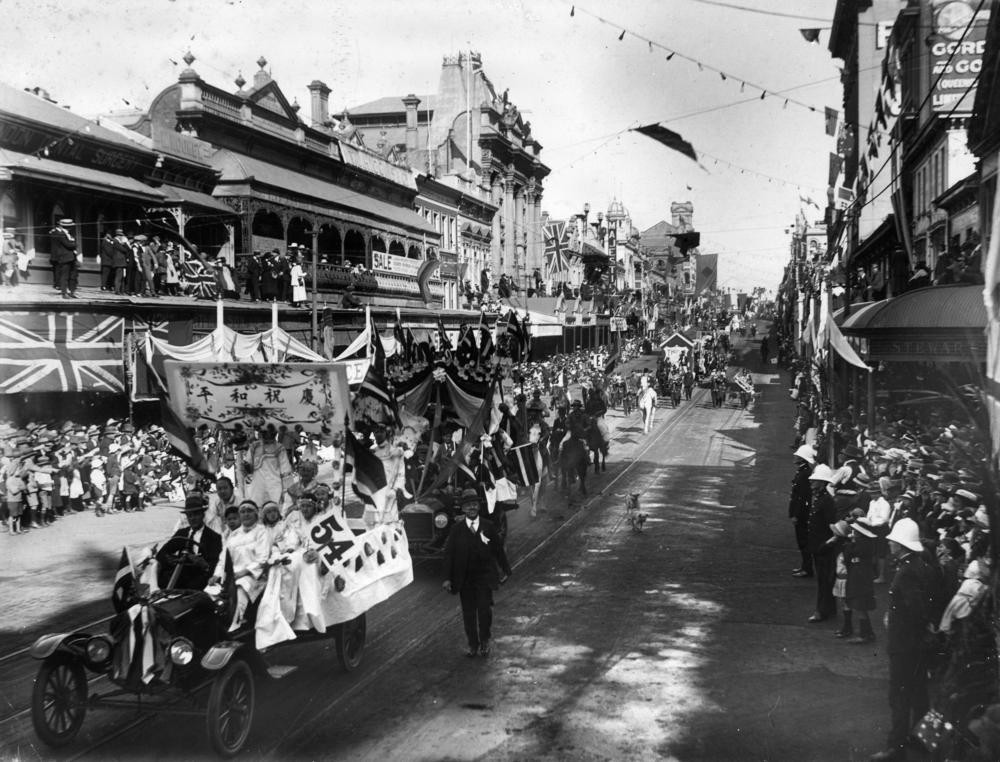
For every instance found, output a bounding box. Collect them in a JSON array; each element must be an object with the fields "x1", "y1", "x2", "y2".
[
  {"x1": 348, "y1": 51, "x2": 550, "y2": 292},
  {"x1": 118, "y1": 54, "x2": 443, "y2": 309}
]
